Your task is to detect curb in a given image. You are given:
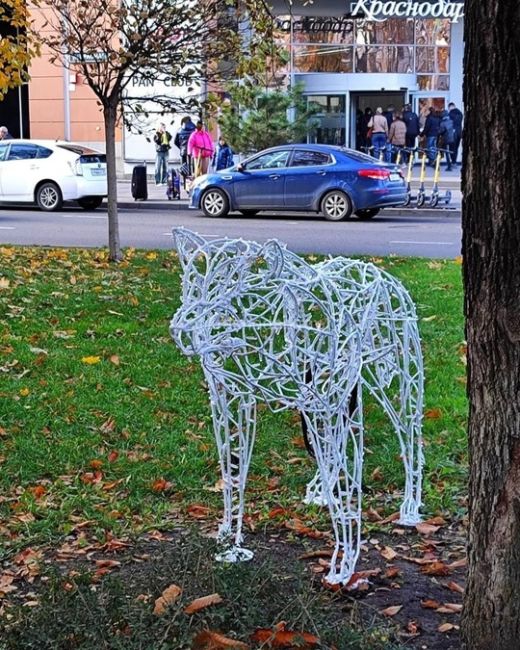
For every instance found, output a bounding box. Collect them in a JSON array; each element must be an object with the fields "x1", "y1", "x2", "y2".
[
  {"x1": 115, "y1": 201, "x2": 461, "y2": 218},
  {"x1": 117, "y1": 200, "x2": 190, "y2": 211}
]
